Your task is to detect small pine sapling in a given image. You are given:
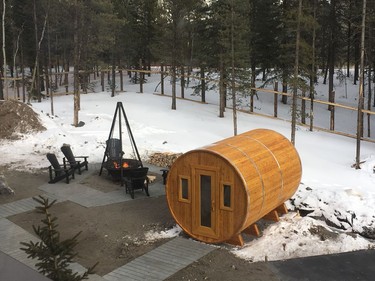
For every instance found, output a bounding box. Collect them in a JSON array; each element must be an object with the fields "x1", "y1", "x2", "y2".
[{"x1": 20, "y1": 195, "x2": 97, "y2": 281}]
